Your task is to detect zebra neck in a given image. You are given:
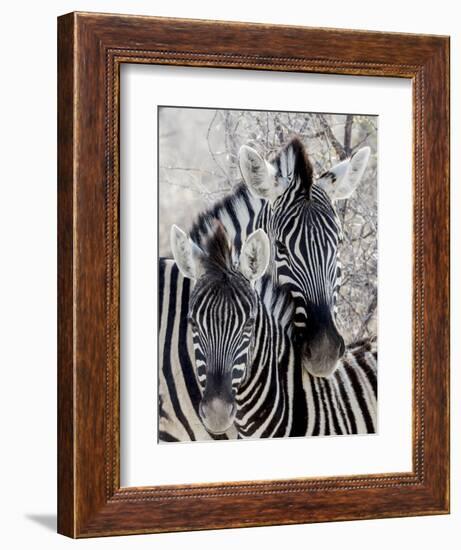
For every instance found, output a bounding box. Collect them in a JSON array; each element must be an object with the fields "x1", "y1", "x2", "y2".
[
  {"x1": 240, "y1": 277, "x2": 293, "y2": 393},
  {"x1": 234, "y1": 286, "x2": 295, "y2": 439},
  {"x1": 254, "y1": 275, "x2": 294, "y2": 341},
  {"x1": 189, "y1": 183, "x2": 267, "y2": 258},
  {"x1": 250, "y1": 301, "x2": 278, "y2": 376}
]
